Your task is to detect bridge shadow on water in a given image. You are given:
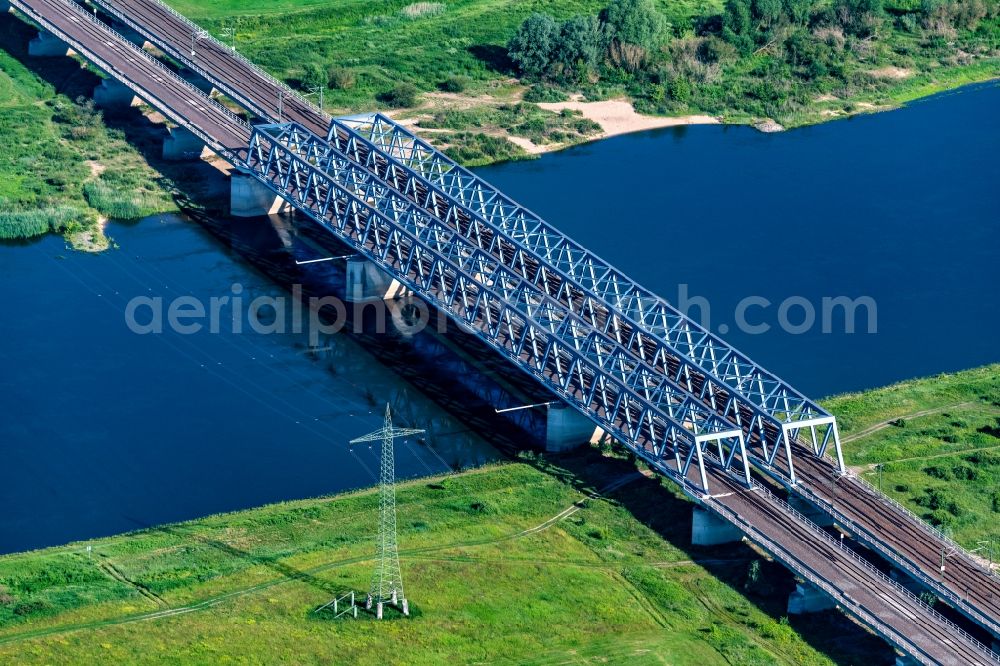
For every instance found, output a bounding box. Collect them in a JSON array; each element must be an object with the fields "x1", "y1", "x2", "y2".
[{"x1": 524, "y1": 446, "x2": 897, "y2": 665}]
